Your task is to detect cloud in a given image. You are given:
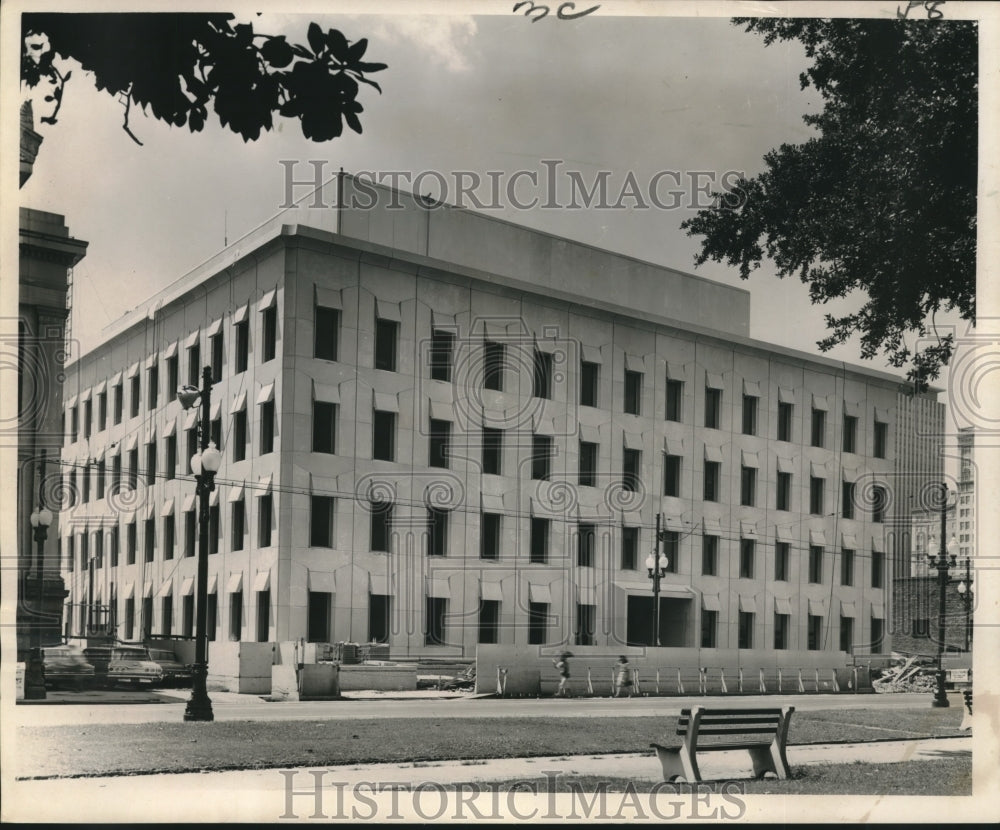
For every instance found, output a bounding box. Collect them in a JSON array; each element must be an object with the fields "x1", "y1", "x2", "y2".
[{"x1": 369, "y1": 15, "x2": 478, "y2": 72}]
